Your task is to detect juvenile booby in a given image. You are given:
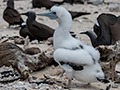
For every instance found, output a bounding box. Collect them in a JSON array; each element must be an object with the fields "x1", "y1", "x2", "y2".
[
  {"x1": 21, "y1": 11, "x2": 54, "y2": 41},
  {"x1": 80, "y1": 13, "x2": 118, "y2": 47},
  {"x1": 37, "y1": 5, "x2": 109, "y2": 87},
  {"x1": 3, "y1": 0, "x2": 24, "y2": 27}
]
